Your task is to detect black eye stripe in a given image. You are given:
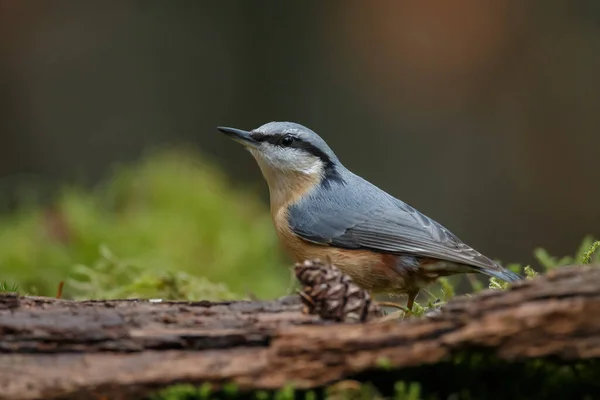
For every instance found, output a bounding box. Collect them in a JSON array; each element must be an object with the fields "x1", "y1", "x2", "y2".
[
  {"x1": 250, "y1": 132, "x2": 333, "y2": 165},
  {"x1": 251, "y1": 133, "x2": 296, "y2": 147},
  {"x1": 251, "y1": 133, "x2": 284, "y2": 145}
]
